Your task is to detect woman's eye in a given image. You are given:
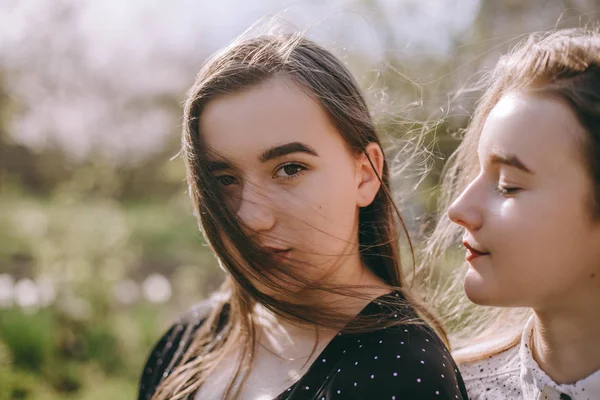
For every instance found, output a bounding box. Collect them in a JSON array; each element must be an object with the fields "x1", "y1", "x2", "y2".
[
  {"x1": 215, "y1": 175, "x2": 238, "y2": 187},
  {"x1": 274, "y1": 163, "x2": 307, "y2": 179},
  {"x1": 496, "y1": 185, "x2": 520, "y2": 196}
]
